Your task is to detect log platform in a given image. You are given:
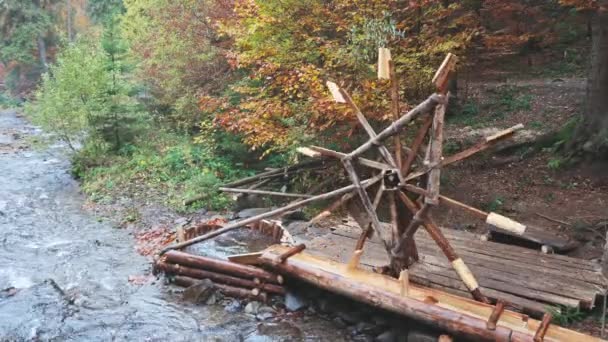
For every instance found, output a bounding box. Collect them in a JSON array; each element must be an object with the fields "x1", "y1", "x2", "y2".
[{"x1": 298, "y1": 218, "x2": 607, "y2": 315}]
